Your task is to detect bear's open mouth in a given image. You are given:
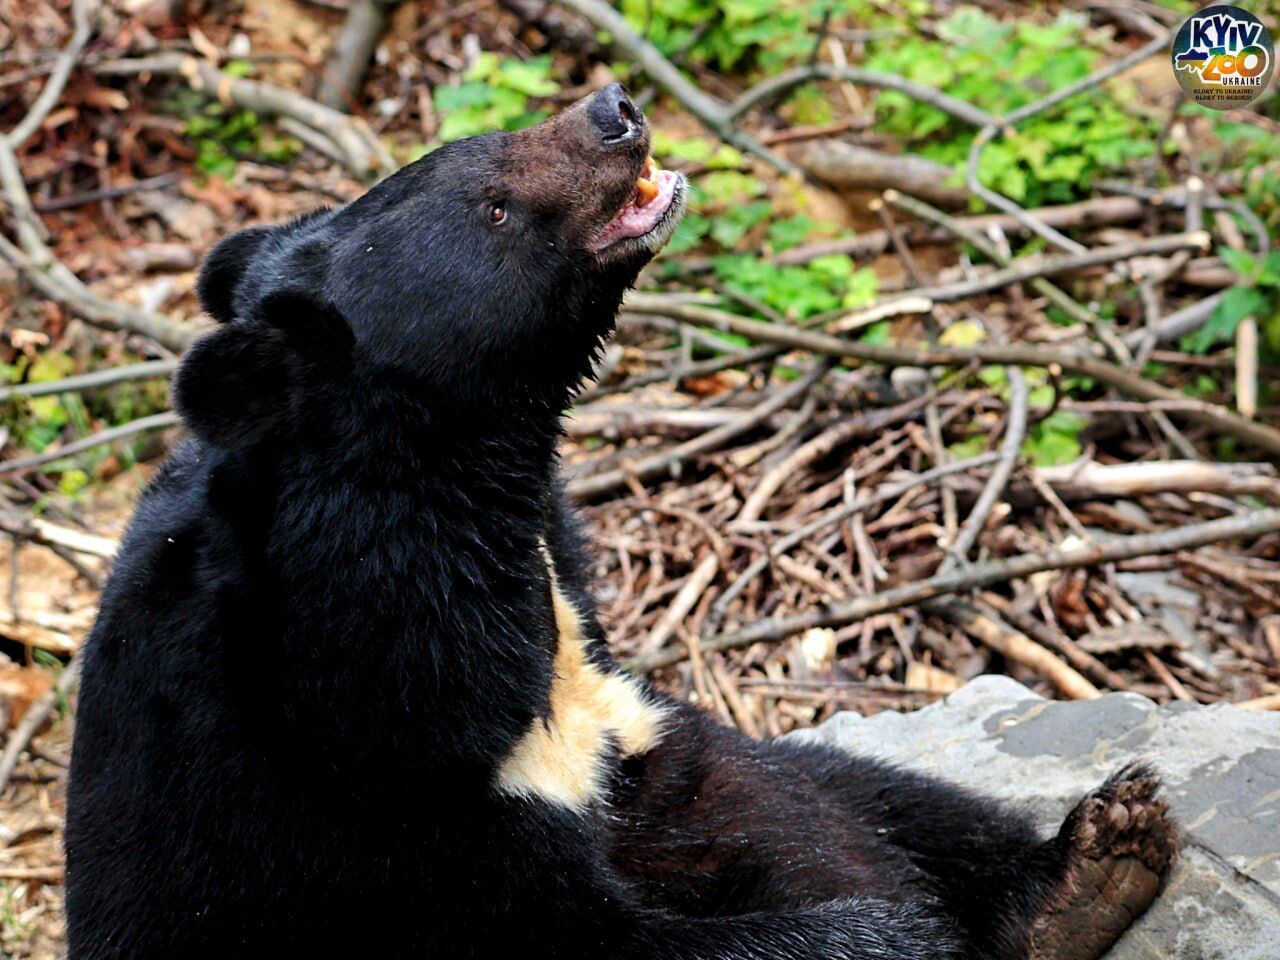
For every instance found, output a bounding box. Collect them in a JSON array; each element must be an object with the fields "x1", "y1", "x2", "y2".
[{"x1": 589, "y1": 157, "x2": 686, "y2": 257}]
